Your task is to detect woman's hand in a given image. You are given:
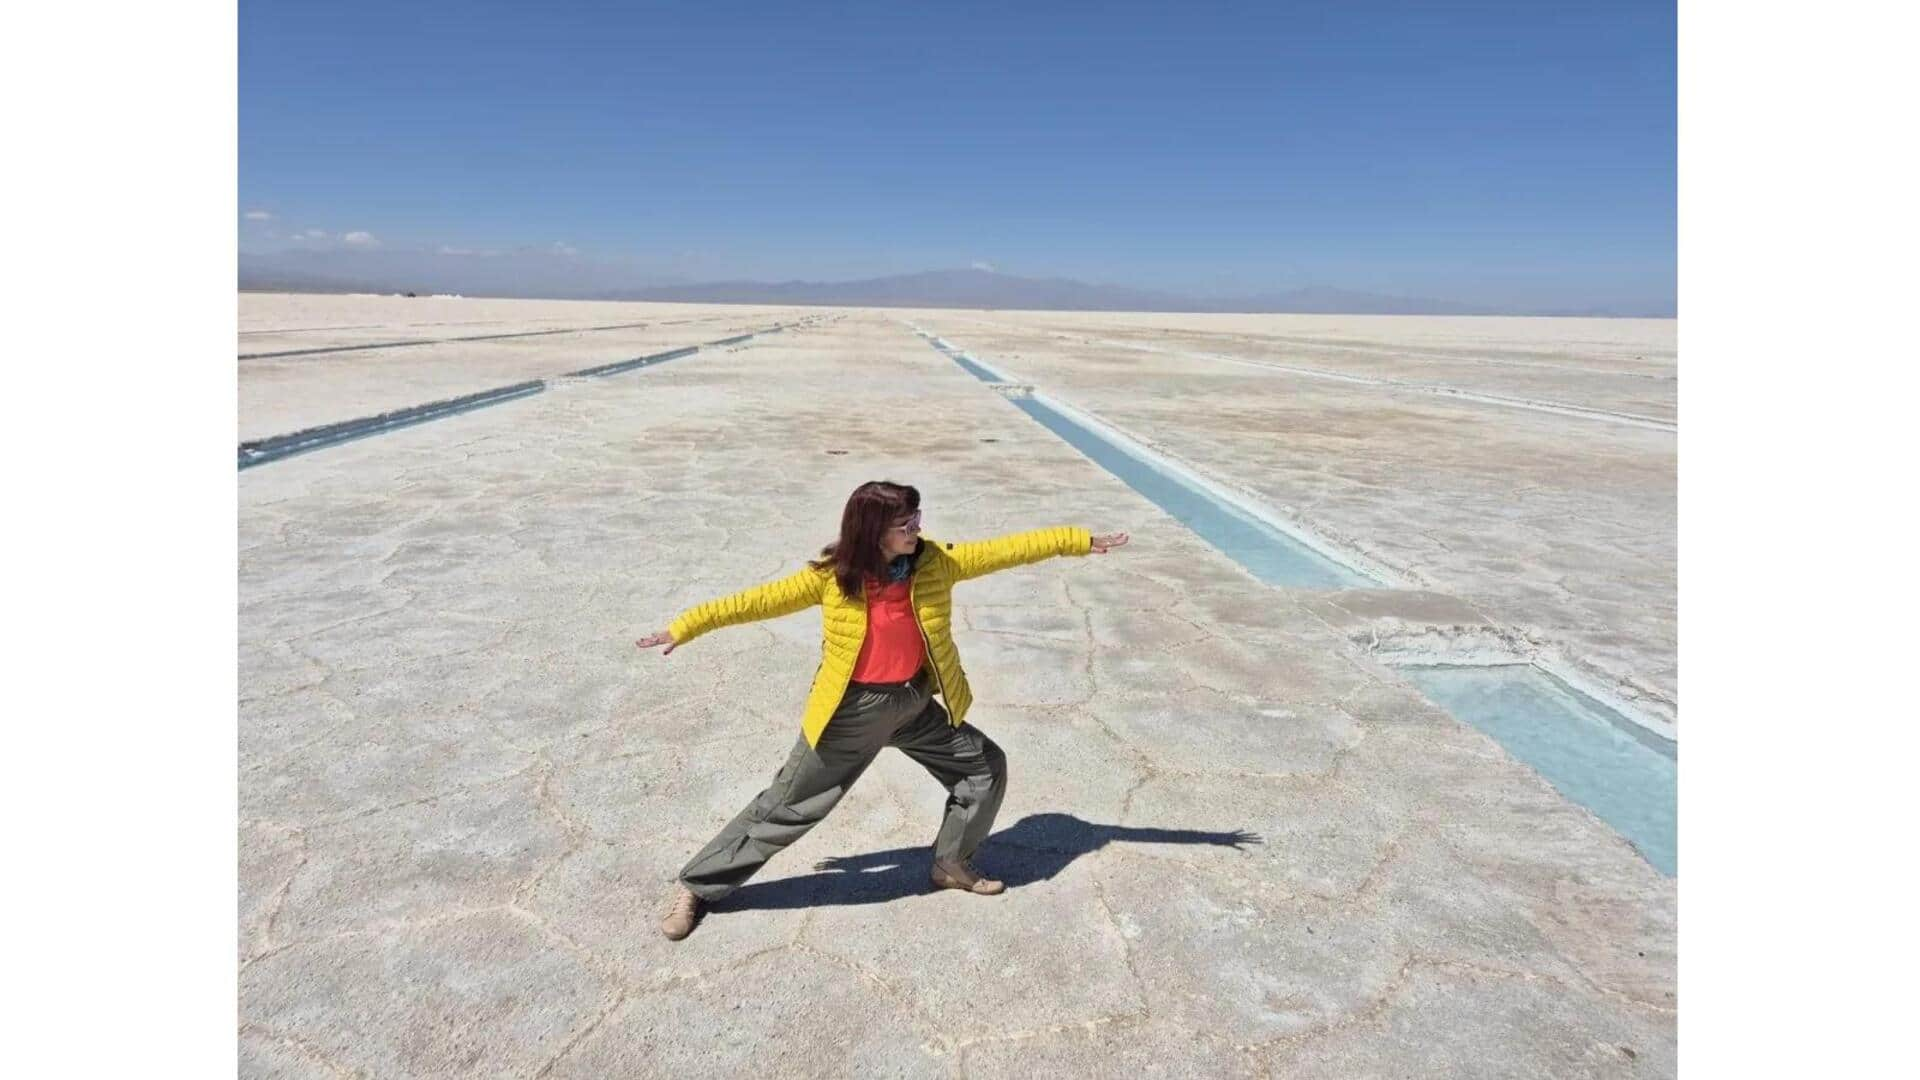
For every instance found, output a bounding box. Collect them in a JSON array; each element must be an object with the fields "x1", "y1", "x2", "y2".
[
  {"x1": 1090, "y1": 531, "x2": 1130, "y2": 554},
  {"x1": 634, "y1": 630, "x2": 677, "y2": 656}
]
